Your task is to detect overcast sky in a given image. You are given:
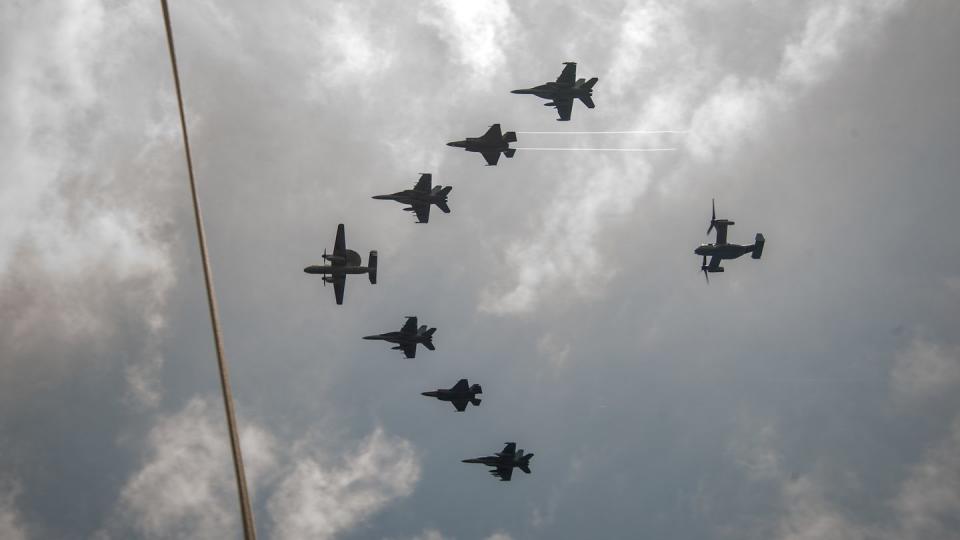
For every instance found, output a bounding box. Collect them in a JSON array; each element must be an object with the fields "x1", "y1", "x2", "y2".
[{"x1": 2, "y1": 0, "x2": 960, "y2": 538}]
